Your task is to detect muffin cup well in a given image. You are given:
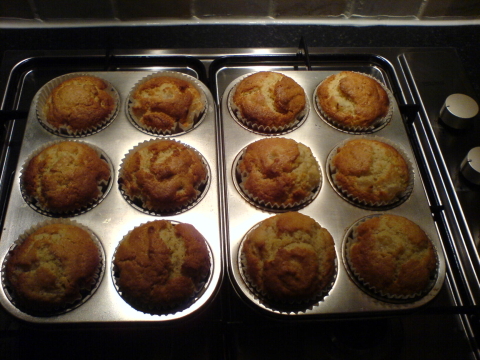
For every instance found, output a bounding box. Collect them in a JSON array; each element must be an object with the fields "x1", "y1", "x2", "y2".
[
  {"x1": 228, "y1": 72, "x2": 309, "y2": 134},
  {"x1": 2, "y1": 219, "x2": 105, "y2": 316},
  {"x1": 314, "y1": 71, "x2": 394, "y2": 134},
  {"x1": 343, "y1": 215, "x2": 439, "y2": 303},
  {"x1": 118, "y1": 139, "x2": 210, "y2": 215},
  {"x1": 238, "y1": 221, "x2": 337, "y2": 313},
  {"x1": 233, "y1": 140, "x2": 322, "y2": 212},
  {"x1": 20, "y1": 140, "x2": 113, "y2": 217},
  {"x1": 127, "y1": 71, "x2": 208, "y2": 136},
  {"x1": 327, "y1": 136, "x2": 414, "y2": 210},
  {"x1": 111, "y1": 220, "x2": 213, "y2": 316},
  {"x1": 35, "y1": 73, "x2": 119, "y2": 137}
]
